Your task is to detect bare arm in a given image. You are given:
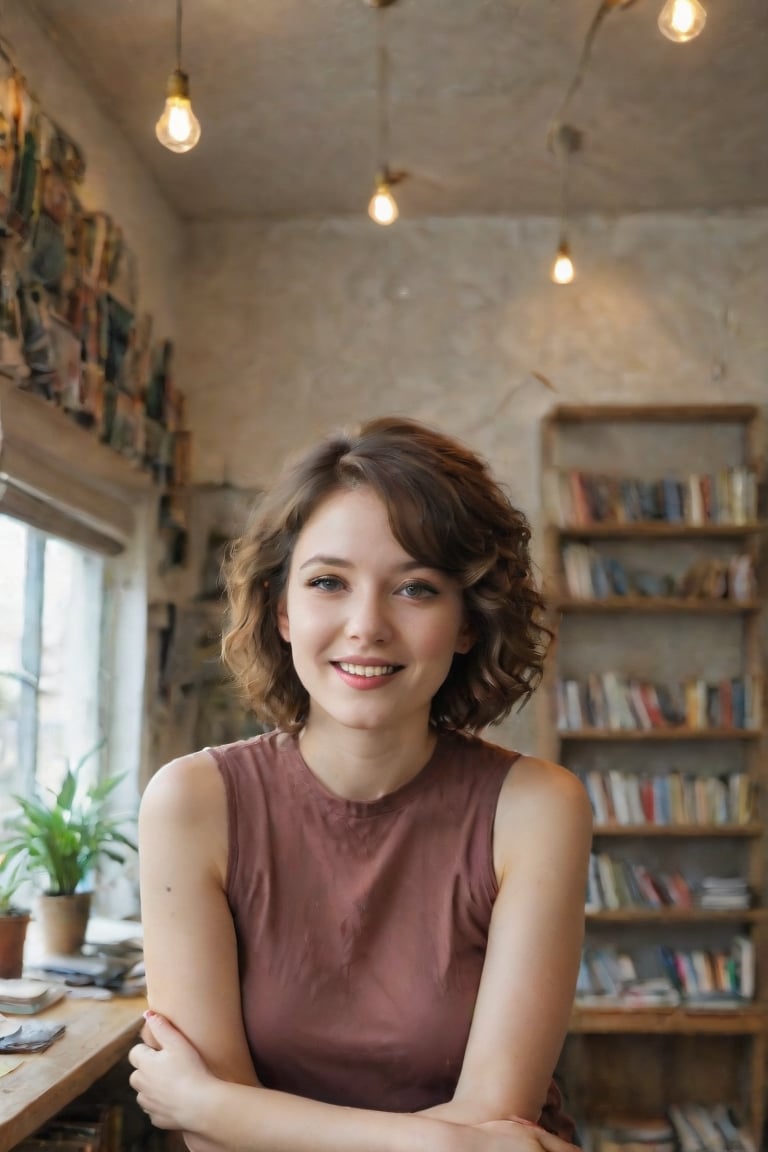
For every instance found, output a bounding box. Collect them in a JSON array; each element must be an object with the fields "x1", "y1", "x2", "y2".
[
  {"x1": 138, "y1": 751, "x2": 259, "y2": 1088},
  {"x1": 132, "y1": 751, "x2": 581, "y2": 1152},
  {"x1": 422, "y1": 756, "x2": 592, "y2": 1125}
]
